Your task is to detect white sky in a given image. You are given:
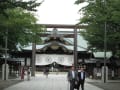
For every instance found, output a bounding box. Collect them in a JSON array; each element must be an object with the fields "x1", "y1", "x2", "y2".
[
  {"x1": 35, "y1": 0, "x2": 88, "y2": 48},
  {"x1": 35, "y1": 0, "x2": 88, "y2": 25},
  {"x1": 31, "y1": 0, "x2": 88, "y2": 48}
]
